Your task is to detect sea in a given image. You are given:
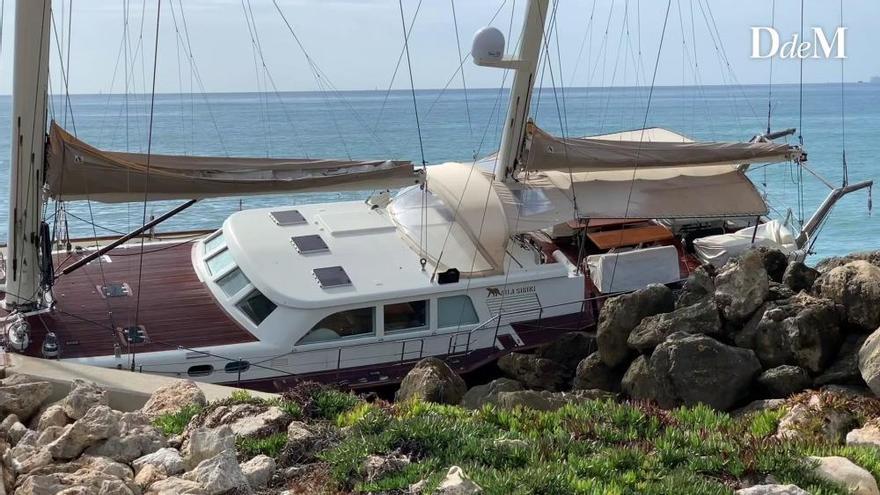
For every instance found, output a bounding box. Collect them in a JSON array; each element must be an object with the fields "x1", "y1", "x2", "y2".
[{"x1": 0, "y1": 82, "x2": 876, "y2": 261}]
